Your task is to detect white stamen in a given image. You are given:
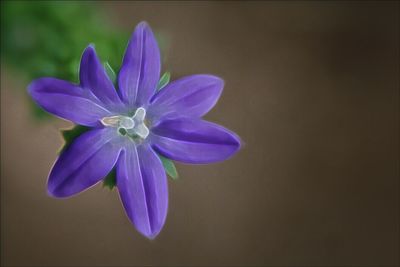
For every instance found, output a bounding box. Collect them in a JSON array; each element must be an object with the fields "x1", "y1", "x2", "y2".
[
  {"x1": 101, "y1": 116, "x2": 121, "y2": 127},
  {"x1": 133, "y1": 107, "x2": 146, "y2": 122},
  {"x1": 132, "y1": 107, "x2": 149, "y2": 139},
  {"x1": 119, "y1": 117, "x2": 135, "y2": 129},
  {"x1": 134, "y1": 123, "x2": 150, "y2": 139},
  {"x1": 100, "y1": 107, "x2": 149, "y2": 139}
]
